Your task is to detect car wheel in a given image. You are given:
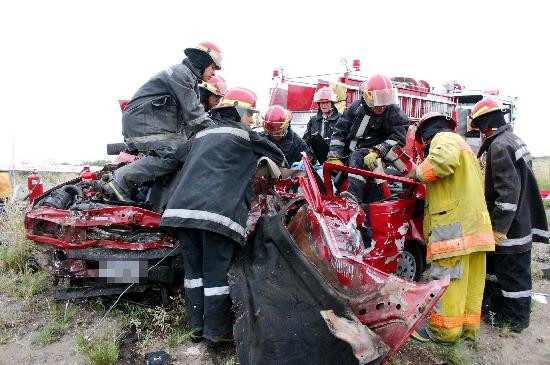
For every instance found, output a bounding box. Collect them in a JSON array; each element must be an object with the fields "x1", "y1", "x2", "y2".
[{"x1": 396, "y1": 243, "x2": 424, "y2": 281}]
